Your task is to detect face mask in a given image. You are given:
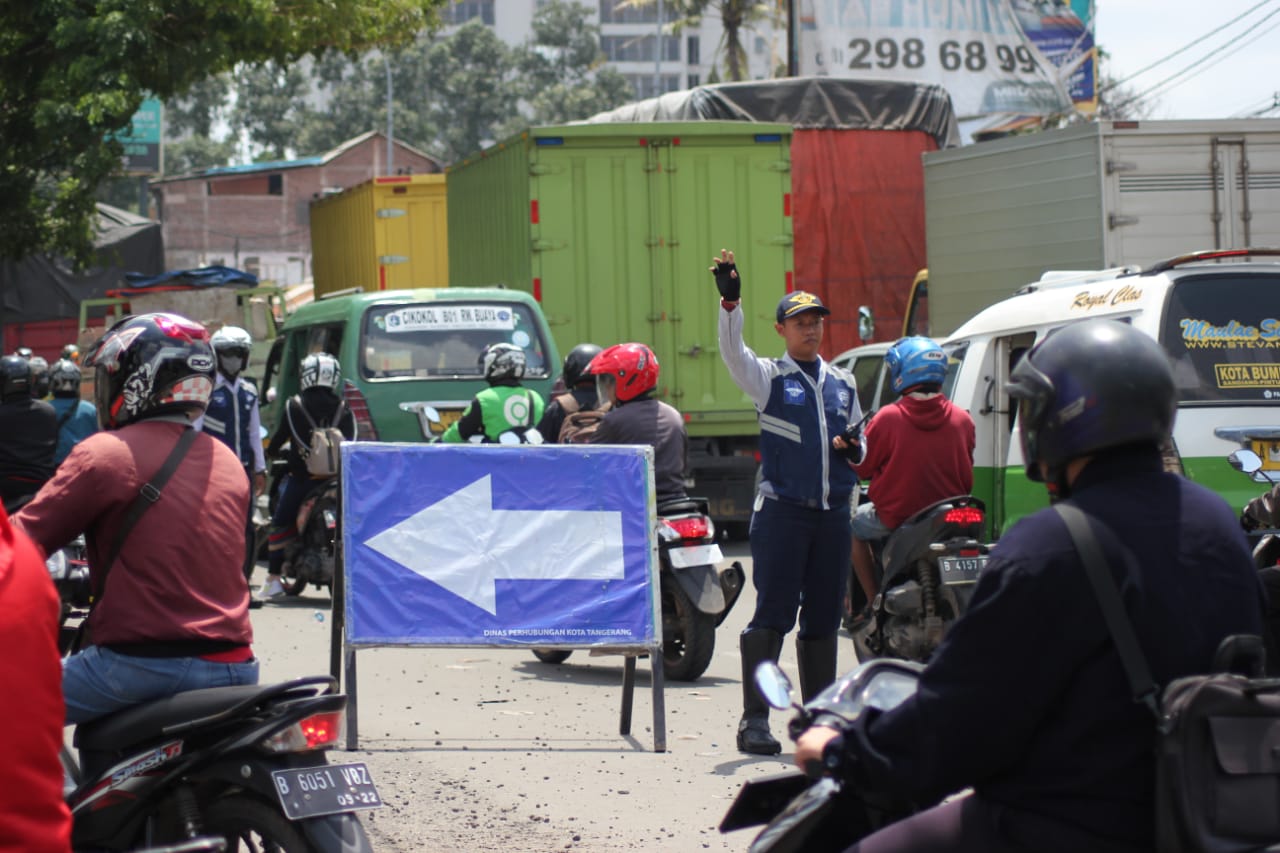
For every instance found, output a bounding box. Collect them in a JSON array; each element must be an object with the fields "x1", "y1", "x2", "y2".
[{"x1": 220, "y1": 356, "x2": 244, "y2": 377}]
